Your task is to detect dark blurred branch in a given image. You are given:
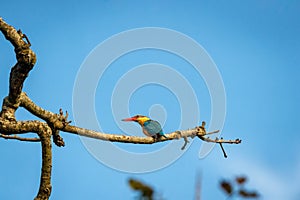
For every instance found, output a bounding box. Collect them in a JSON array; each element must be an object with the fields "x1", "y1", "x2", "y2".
[{"x1": 194, "y1": 172, "x2": 202, "y2": 200}]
